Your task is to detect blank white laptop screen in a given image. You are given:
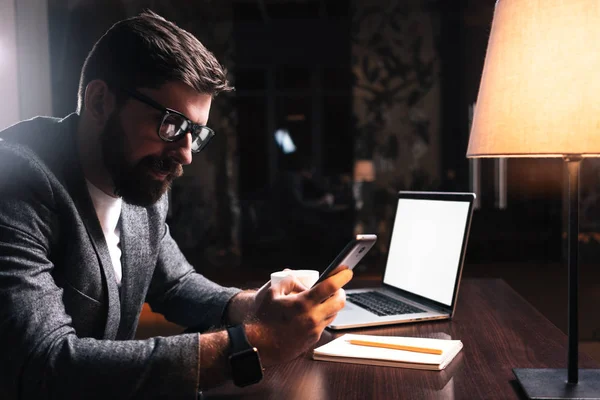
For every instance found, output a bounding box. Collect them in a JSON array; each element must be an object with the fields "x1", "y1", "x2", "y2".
[{"x1": 383, "y1": 198, "x2": 471, "y2": 306}]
